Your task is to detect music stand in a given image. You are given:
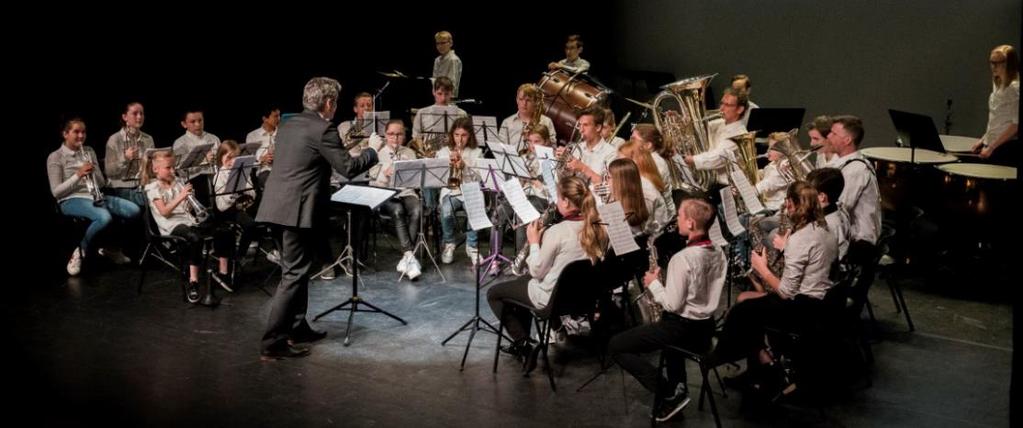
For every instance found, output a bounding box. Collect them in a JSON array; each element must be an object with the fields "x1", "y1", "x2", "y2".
[
  {"x1": 414, "y1": 106, "x2": 462, "y2": 141},
  {"x1": 888, "y1": 109, "x2": 949, "y2": 163},
  {"x1": 238, "y1": 142, "x2": 261, "y2": 157},
  {"x1": 313, "y1": 185, "x2": 406, "y2": 346},
  {"x1": 467, "y1": 159, "x2": 512, "y2": 278},
  {"x1": 746, "y1": 108, "x2": 806, "y2": 141},
  {"x1": 210, "y1": 155, "x2": 262, "y2": 292},
  {"x1": 392, "y1": 157, "x2": 451, "y2": 282},
  {"x1": 440, "y1": 181, "x2": 508, "y2": 370}
]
